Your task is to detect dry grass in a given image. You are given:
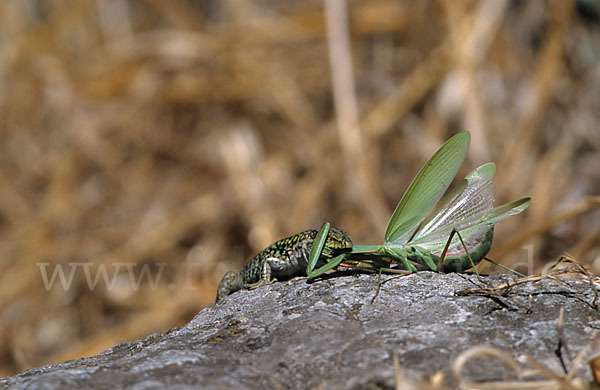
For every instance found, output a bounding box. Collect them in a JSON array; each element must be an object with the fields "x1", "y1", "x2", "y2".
[
  {"x1": 0, "y1": 0, "x2": 599, "y2": 377},
  {"x1": 392, "y1": 257, "x2": 599, "y2": 389}
]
